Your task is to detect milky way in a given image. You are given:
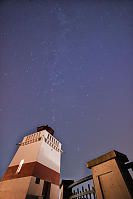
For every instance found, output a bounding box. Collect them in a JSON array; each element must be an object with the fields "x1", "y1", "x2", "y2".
[{"x1": 0, "y1": 0, "x2": 133, "y2": 180}]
